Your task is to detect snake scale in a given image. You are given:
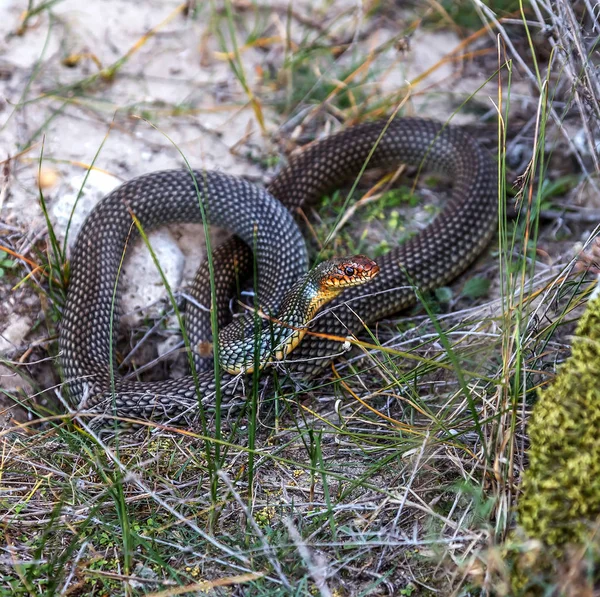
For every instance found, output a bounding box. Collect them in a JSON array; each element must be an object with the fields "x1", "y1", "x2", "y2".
[
  {"x1": 59, "y1": 117, "x2": 497, "y2": 426},
  {"x1": 218, "y1": 254, "x2": 380, "y2": 374}
]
